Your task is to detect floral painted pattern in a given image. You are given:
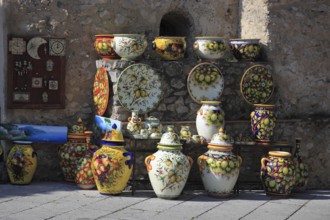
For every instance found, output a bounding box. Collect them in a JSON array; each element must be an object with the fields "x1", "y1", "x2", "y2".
[
  {"x1": 187, "y1": 63, "x2": 224, "y2": 103},
  {"x1": 241, "y1": 65, "x2": 274, "y2": 105},
  {"x1": 117, "y1": 64, "x2": 162, "y2": 113}
]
